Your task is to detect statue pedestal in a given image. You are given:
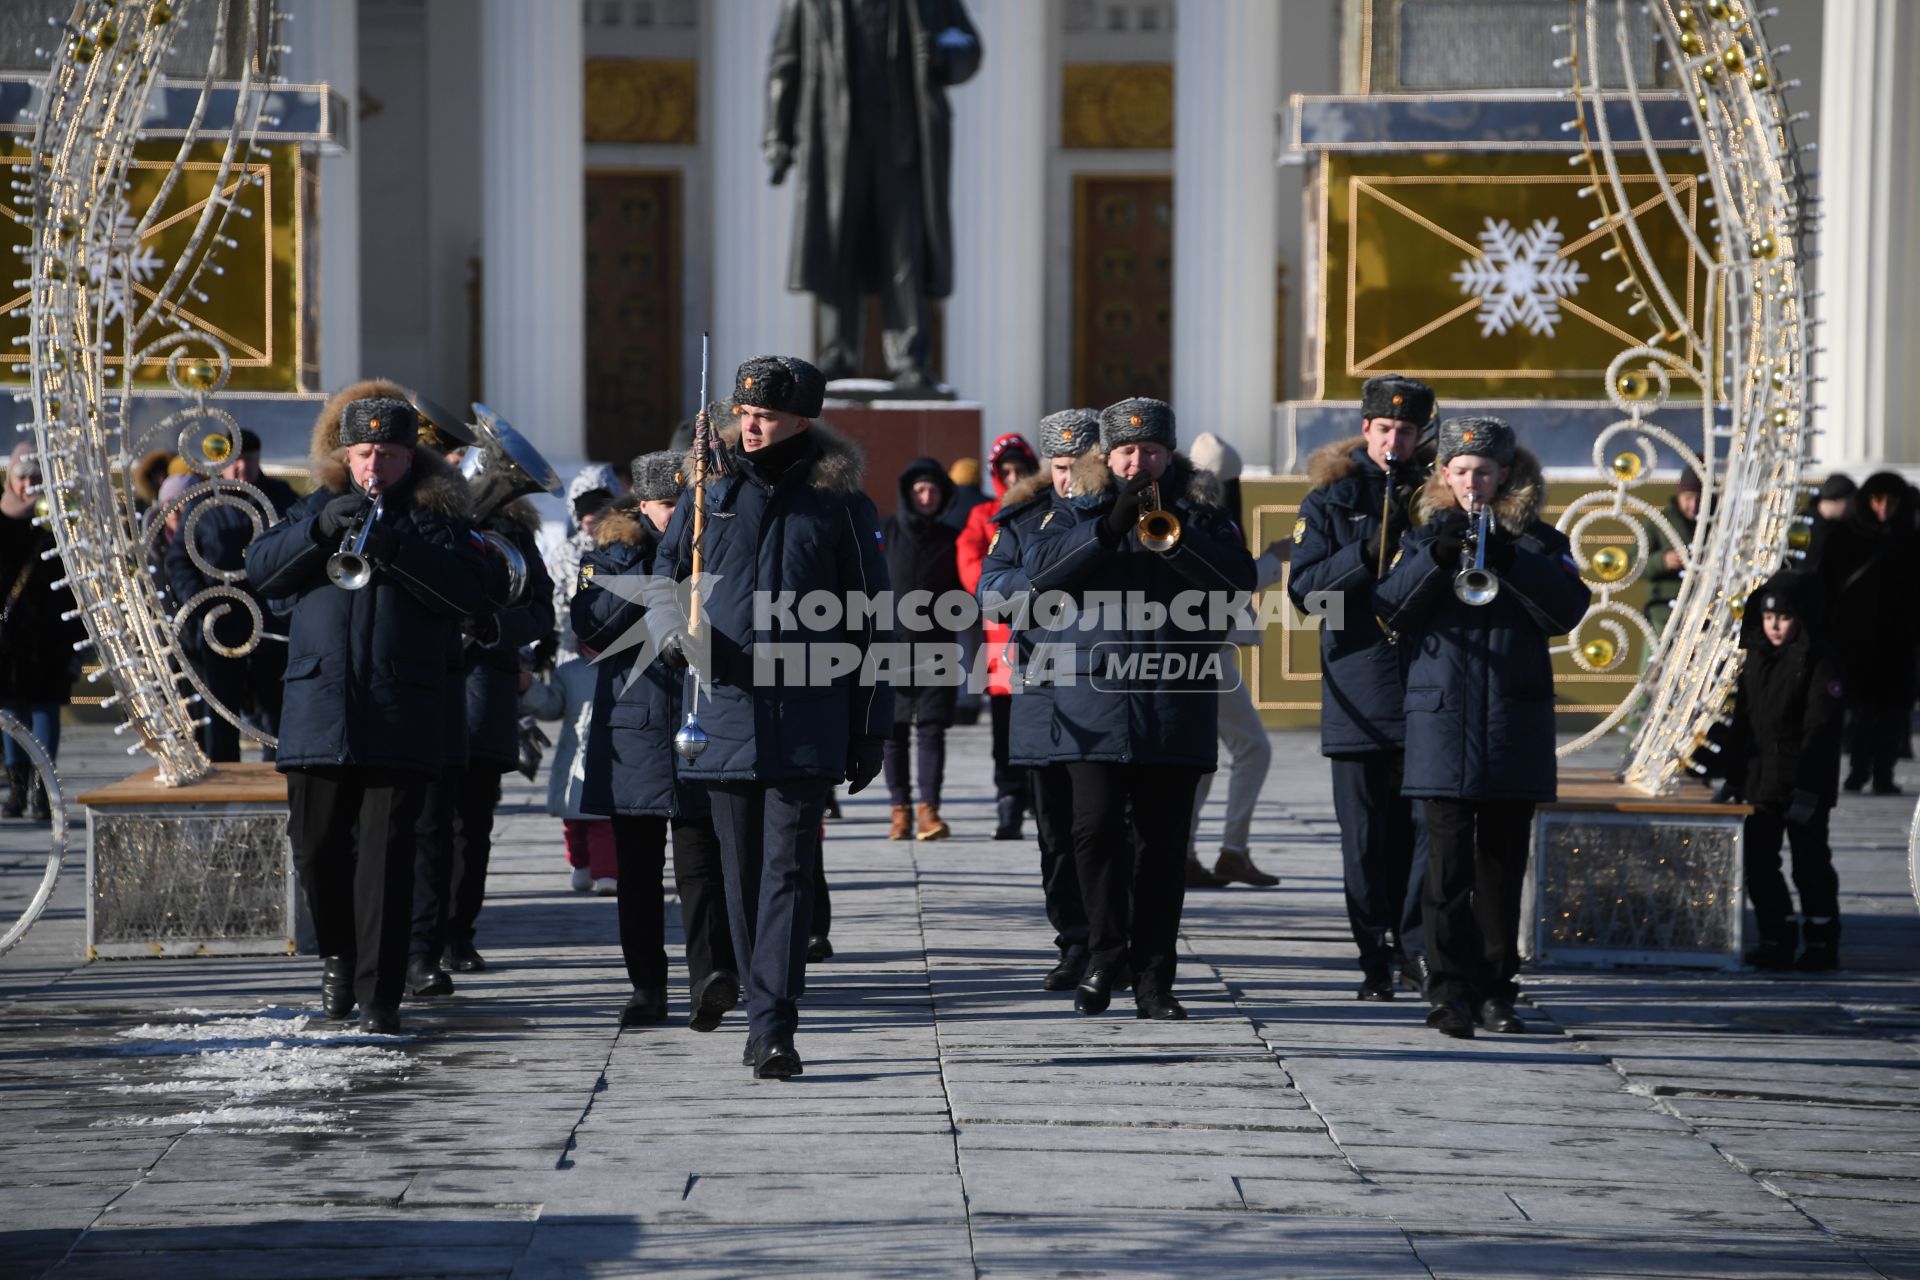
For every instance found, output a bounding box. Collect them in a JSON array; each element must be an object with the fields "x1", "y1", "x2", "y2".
[
  {"x1": 1522, "y1": 770, "x2": 1749, "y2": 970},
  {"x1": 820, "y1": 399, "x2": 983, "y2": 516},
  {"x1": 76, "y1": 764, "x2": 296, "y2": 960}
]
